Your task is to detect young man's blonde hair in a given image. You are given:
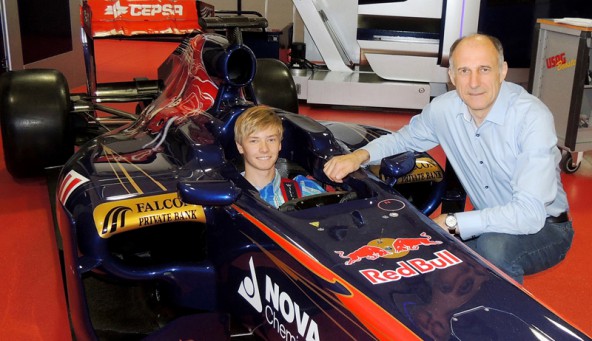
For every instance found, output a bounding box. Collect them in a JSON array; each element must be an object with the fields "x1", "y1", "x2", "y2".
[{"x1": 234, "y1": 105, "x2": 283, "y2": 144}]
